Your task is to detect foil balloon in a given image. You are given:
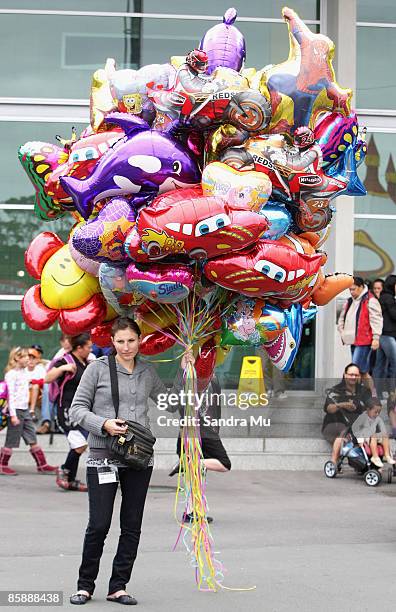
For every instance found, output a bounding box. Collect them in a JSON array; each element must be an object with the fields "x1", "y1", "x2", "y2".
[
  {"x1": 91, "y1": 320, "x2": 114, "y2": 348},
  {"x1": 24, "y1": 232, "x2": 64, "y2": 279},
  {"x1": 262, "y1": 304, "x2": 304, "y2": 372},
  {"x1": 199, "y1": 8, "x2": 246, "y2": 74},
  {"x1": 325, "y1": 144, "x2": 367, "y2": 197},
  {"x1": 72, "y1": 197, "x2": 136, "y2": 263},
  {"x1": 68, "y1": 232, "x2": 101, "y2": 277},
  {"x1": 124, "y1": 187, "x2": 269, "y2": 262},
  {"x1": 60, "y1": 113, "x2": 201, "y2": 219},
  {"x1": 314, "y1": 111, "x2": 360, "y2": 167},
  {"x1": 221, "y1": 299, "x2": 287, "y2": 346},
  {"x1": 110, "y1": 63, "x2": 175, "y2": 122},
  {"x1": 202, "y1": 162, "x2": 272, "y2": 212},
  {"x1": 195, "y1": 336, "x2": 217, "y2": 392},
  {"x1": 46, "y1": 129, "x2": 124, "y2": 206},
  {"x1": 18, "y1": 141, "x2": 67, "y2": 221},
  {"x1": 135, "y1": 308, "x2": 177, "y2": 337},
  {"x1": 140, "y1": 328, "x2": 176, "y2": 355},
  {"x1": 252, "y1": 7, "x2": 352, "y2": 134},
  {"x1": 99, "y1": 262, "x2": 145, "y2": 315},
  {"x1": 204, "y1": 237, "x2": 324, "y2": 304},
  {"x1": 126, "y1": 263, "x2": 194, "y2": 304},
  {"x1": 90, "y1": 57, "x2": 117, "y2": 131},
  {"x1": 259, "y1": 203, "x2": 291, "y2": 240}
]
